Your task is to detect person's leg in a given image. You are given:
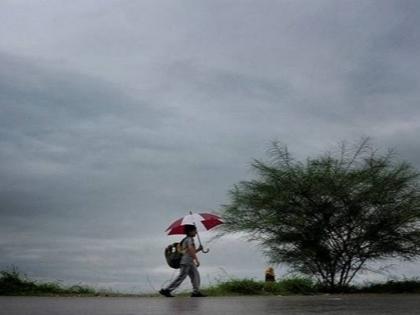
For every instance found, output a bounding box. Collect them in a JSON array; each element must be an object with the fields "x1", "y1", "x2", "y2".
[
  {"x1": 188, "y1": 264, "x2": 201, "y2": 294},
  {"x1": 165, "y1": 264, "x2": 190, "y2": 292}
]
